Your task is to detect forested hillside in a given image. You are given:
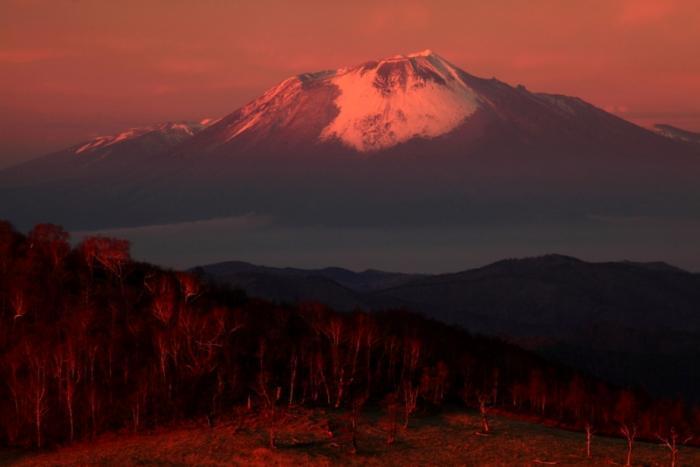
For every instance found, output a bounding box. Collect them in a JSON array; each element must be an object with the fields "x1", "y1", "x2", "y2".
[
  {"x1": 198, "y1": 256, "x2": 700, "y2": 401},
  {"x1": 0, "y1": 221, "x2": 697, "y2": 453}
]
